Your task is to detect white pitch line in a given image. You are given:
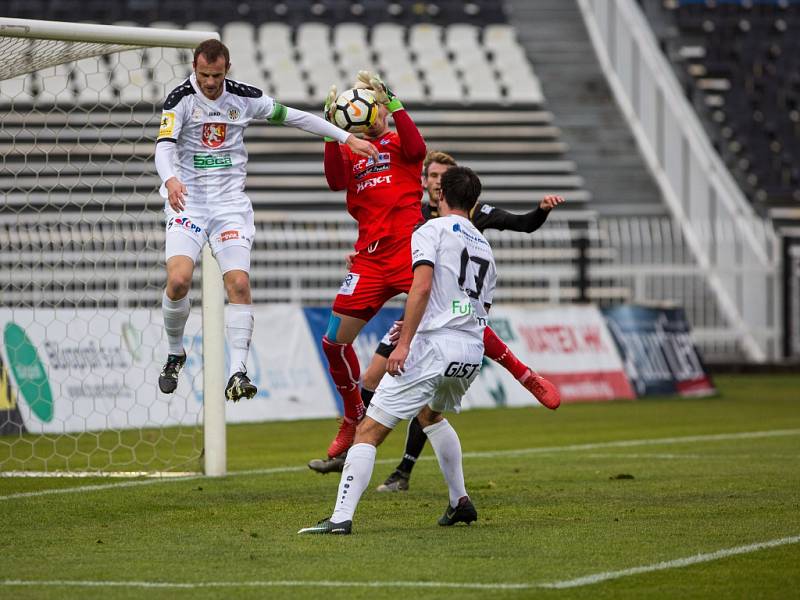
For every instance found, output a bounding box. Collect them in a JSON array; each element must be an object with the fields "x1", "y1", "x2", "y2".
[
  {"x1": 0, "y1": 579, "x2": 533, "y2": 591},
  {"x1": 1, "y1": 427, "x2": 798, "y2": 502},
  {"x1": 2, "y1": 534, "x2": 799, "y2": 592},
  {"x1": 539, "y1": 535, "x2": 800, "y2": 589}
]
